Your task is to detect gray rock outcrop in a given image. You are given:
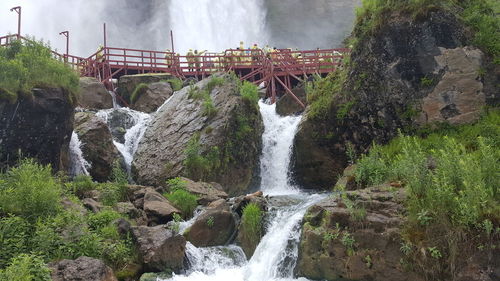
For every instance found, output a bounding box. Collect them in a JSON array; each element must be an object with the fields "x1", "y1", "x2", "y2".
[
  {"x1": 131, "y1": 225, "x2": 186, "y2": 273},
  {"x1": 142, "y1": 188, "x2": 180, "y2": 225},
  {"x1": 132, "y1": 74, "x2": 263, "y2": 196},
  {"x1": 165, "y1": 177, "x2": 228, "y2": 205},
  {"x1": 117, "y1": 74, "x2": 173, "y2": 105},
  {"x1": 50, "y1": 256, "x2": 118, "y2": 281},
  {"x1": 0, "y1": 87, "x2": 74, "y2": 172},
  {"x1": 185, "y1": 203, "x2": 237, "y2": 247},
  {"x1": 131, "y1": 81, "x2": 173, "y2": 113},
  {"x1": 74, "y1": 112, "x2": 120, "y2": 182},
  {"x1": 78, "y1": 77, "x2": 113, "y2": 109}
]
